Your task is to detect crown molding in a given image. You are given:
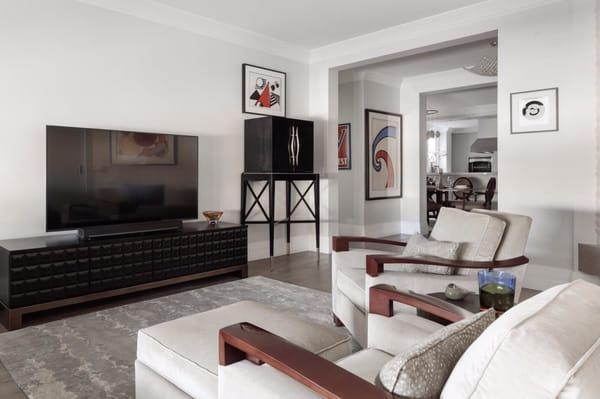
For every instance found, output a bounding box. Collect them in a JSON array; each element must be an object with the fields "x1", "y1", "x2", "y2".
[
  {"x1": 75, "y1": 0, "x2": 310, "y2": 63},
  {"x1": 309, "y1": 0, "x2": 562, "y2": 65}
]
